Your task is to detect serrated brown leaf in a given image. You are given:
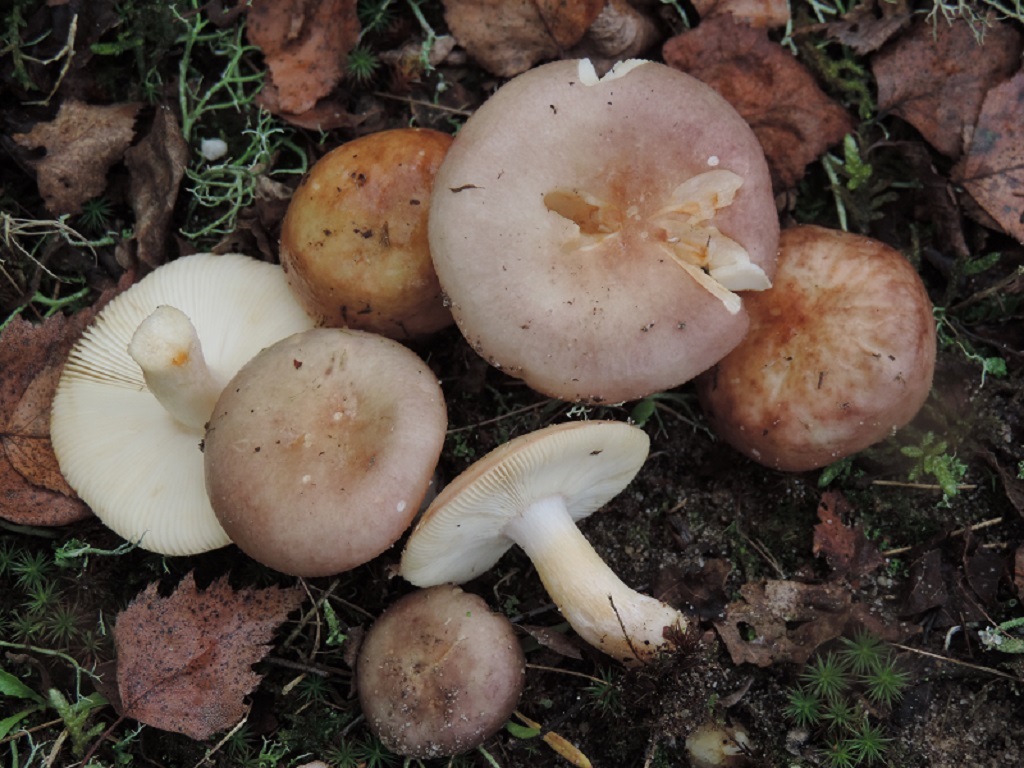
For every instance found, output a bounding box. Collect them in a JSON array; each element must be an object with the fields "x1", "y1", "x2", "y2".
[
  {"x1": 13, "y1": 99, "x2": 141, "y2": 215},
  {"x1": 246, "y1": 0, "x2": 360, "y2": 116},
  {"x1": 0, "y1": 276, "x2": 130, "y2": 525},
  {"x1": 114, "y1": 573, "x2": 304, "y2": 740},
  {"x1": 714, "y1": 580, "x2": 916, "y2": 667},
  {"x1": 872, "y1": 17, "x2": 1022, "y2": 159},
  {"x1": 954, "y1": 70, "x2": 1024, "y2": 244},
  {"x1": 1, "y1": 316, "x2": 90, "y2": 525},
  {"x1": 663, "y1": 15, "x2": 853, "y2": 190},
  {"x1": 812, "y1": 491, "x2": 885, "y2": 579}
]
